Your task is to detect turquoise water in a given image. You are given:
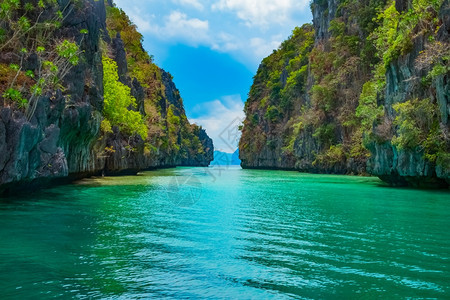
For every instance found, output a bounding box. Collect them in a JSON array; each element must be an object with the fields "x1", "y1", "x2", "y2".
[{"x1": 0, "y1": 167, "x2": 449, "y2": 299}]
